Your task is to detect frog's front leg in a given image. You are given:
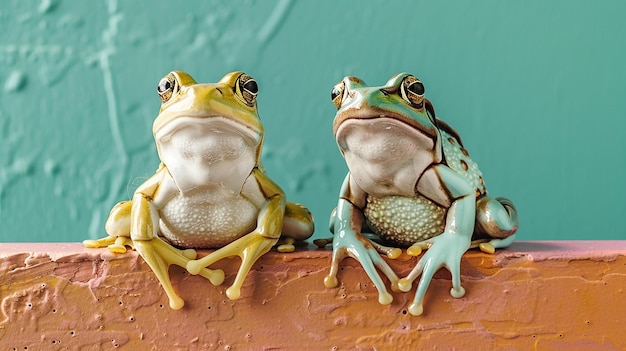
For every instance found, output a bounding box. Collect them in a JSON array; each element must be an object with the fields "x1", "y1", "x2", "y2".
[
  {"x1": 398, "y1": 165, "x2": 474, "y2": 316},
  {"x1": 186, "y1": 169, "x2": 291, "y2": 300},
  {"x1": 130, "y1": 193, "x2": 225, "y2": 310},
  {"x1": 324, "y1": 175, "x2": 400, "y2": 305}
]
